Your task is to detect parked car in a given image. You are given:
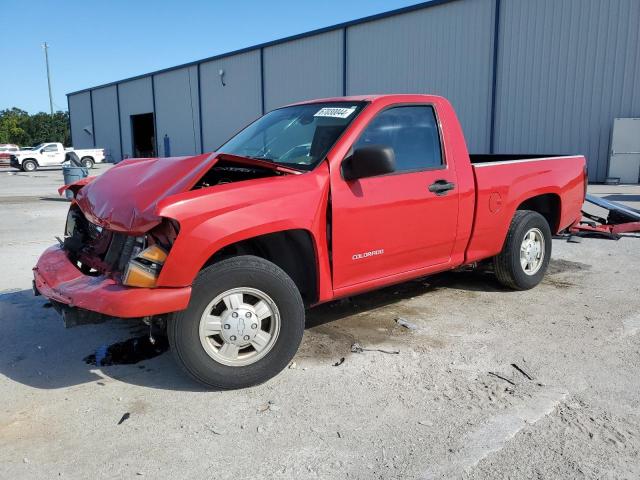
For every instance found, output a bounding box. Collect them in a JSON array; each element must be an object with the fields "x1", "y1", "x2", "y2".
[
  {"x1": 10, "y1": 143, "x2": 105, "y2": 171},
  {"x1": 0, "y1": 144, "x2": 20, "y2": 164},
  {"x1": 33, "y1": 94, "x2": 587, "y2": 389}
]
